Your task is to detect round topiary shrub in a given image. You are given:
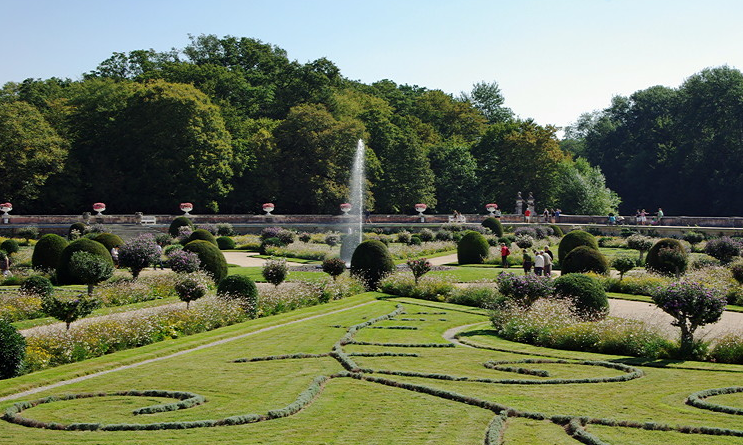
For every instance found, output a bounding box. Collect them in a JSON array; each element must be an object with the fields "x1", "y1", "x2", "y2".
[
  {"x1": 409, "y1": 235, "x2": 422, "y2": 246},
  {"x1": 554, "y1": 273, "x2": 609, "y2": 321},
  {"x1": 322, "y1": 257, "x2": 346, "y2": 280},
  {"x1": 169, "y1": 216, "x2": 194, "y2": 238},
  {"x1": 350, "y1": 239, "x2": 395, "y2": 290},
  {"x1": 0, "y1": 239, "x2": 19, "y2": 255},
  {"x1": 216, "y1": 236, "x2": 236, "y2": 250},
  {"x1": 704, "y1": 237, "x2": 742, "y2": 264},
  {"x1": 32, "y1": 234, "x2": 69, "y2": 271},
  {"x1": 175, "y1": 274, "x2": 208, "y2": 309},
  {"x1": 19, "y1": 275, "x2": 54, "y2": 297},
  {"x1": 457, "y1": 231, "x2": 490, "y2": 265},
  {"x1": 56, "y1": 238, "x2": 113, "y2": 285},
  {"x1": 187, "y1": 229, "x2": 218, "y2": 246},
  {"x1": 217, "y1": 274, "x2": 258, "y2": 317},
  {"x1": 183, "y1": 240, "x2": 228, "y2": 282},
  {"x1": 549, "y1": 224, "x2": 564, "y2": 237},
  {"x1": 558, "y1": 230, "x2": 599, "y2": 265},
  {"x1": 92, "y1": 233, "x2": 124, "y2": 251},
  {"x1": 68, "y1": 222, "x2": 88, "y2": 239},
  {"x1": 0, "y1": 320, "x2": 26, "y2": 379},
  {"x1": 482, "y1": 217, "x2": 504, "y2": 237},
  {"x1": 418, "y1": 228, "x2": 435, "y2": 242},
  {"x1": 646, "y1": 238, "x2": 688, "y2": 276},
  {"x1": 561, "y1": 246, "x2": 609, "y2": 275},
  {"x1": 260, "y1": 237, "x2": 285, "y2": 255},
  {"x1": 731, "y1": 263, "x2": 743, "y2": 285}
]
